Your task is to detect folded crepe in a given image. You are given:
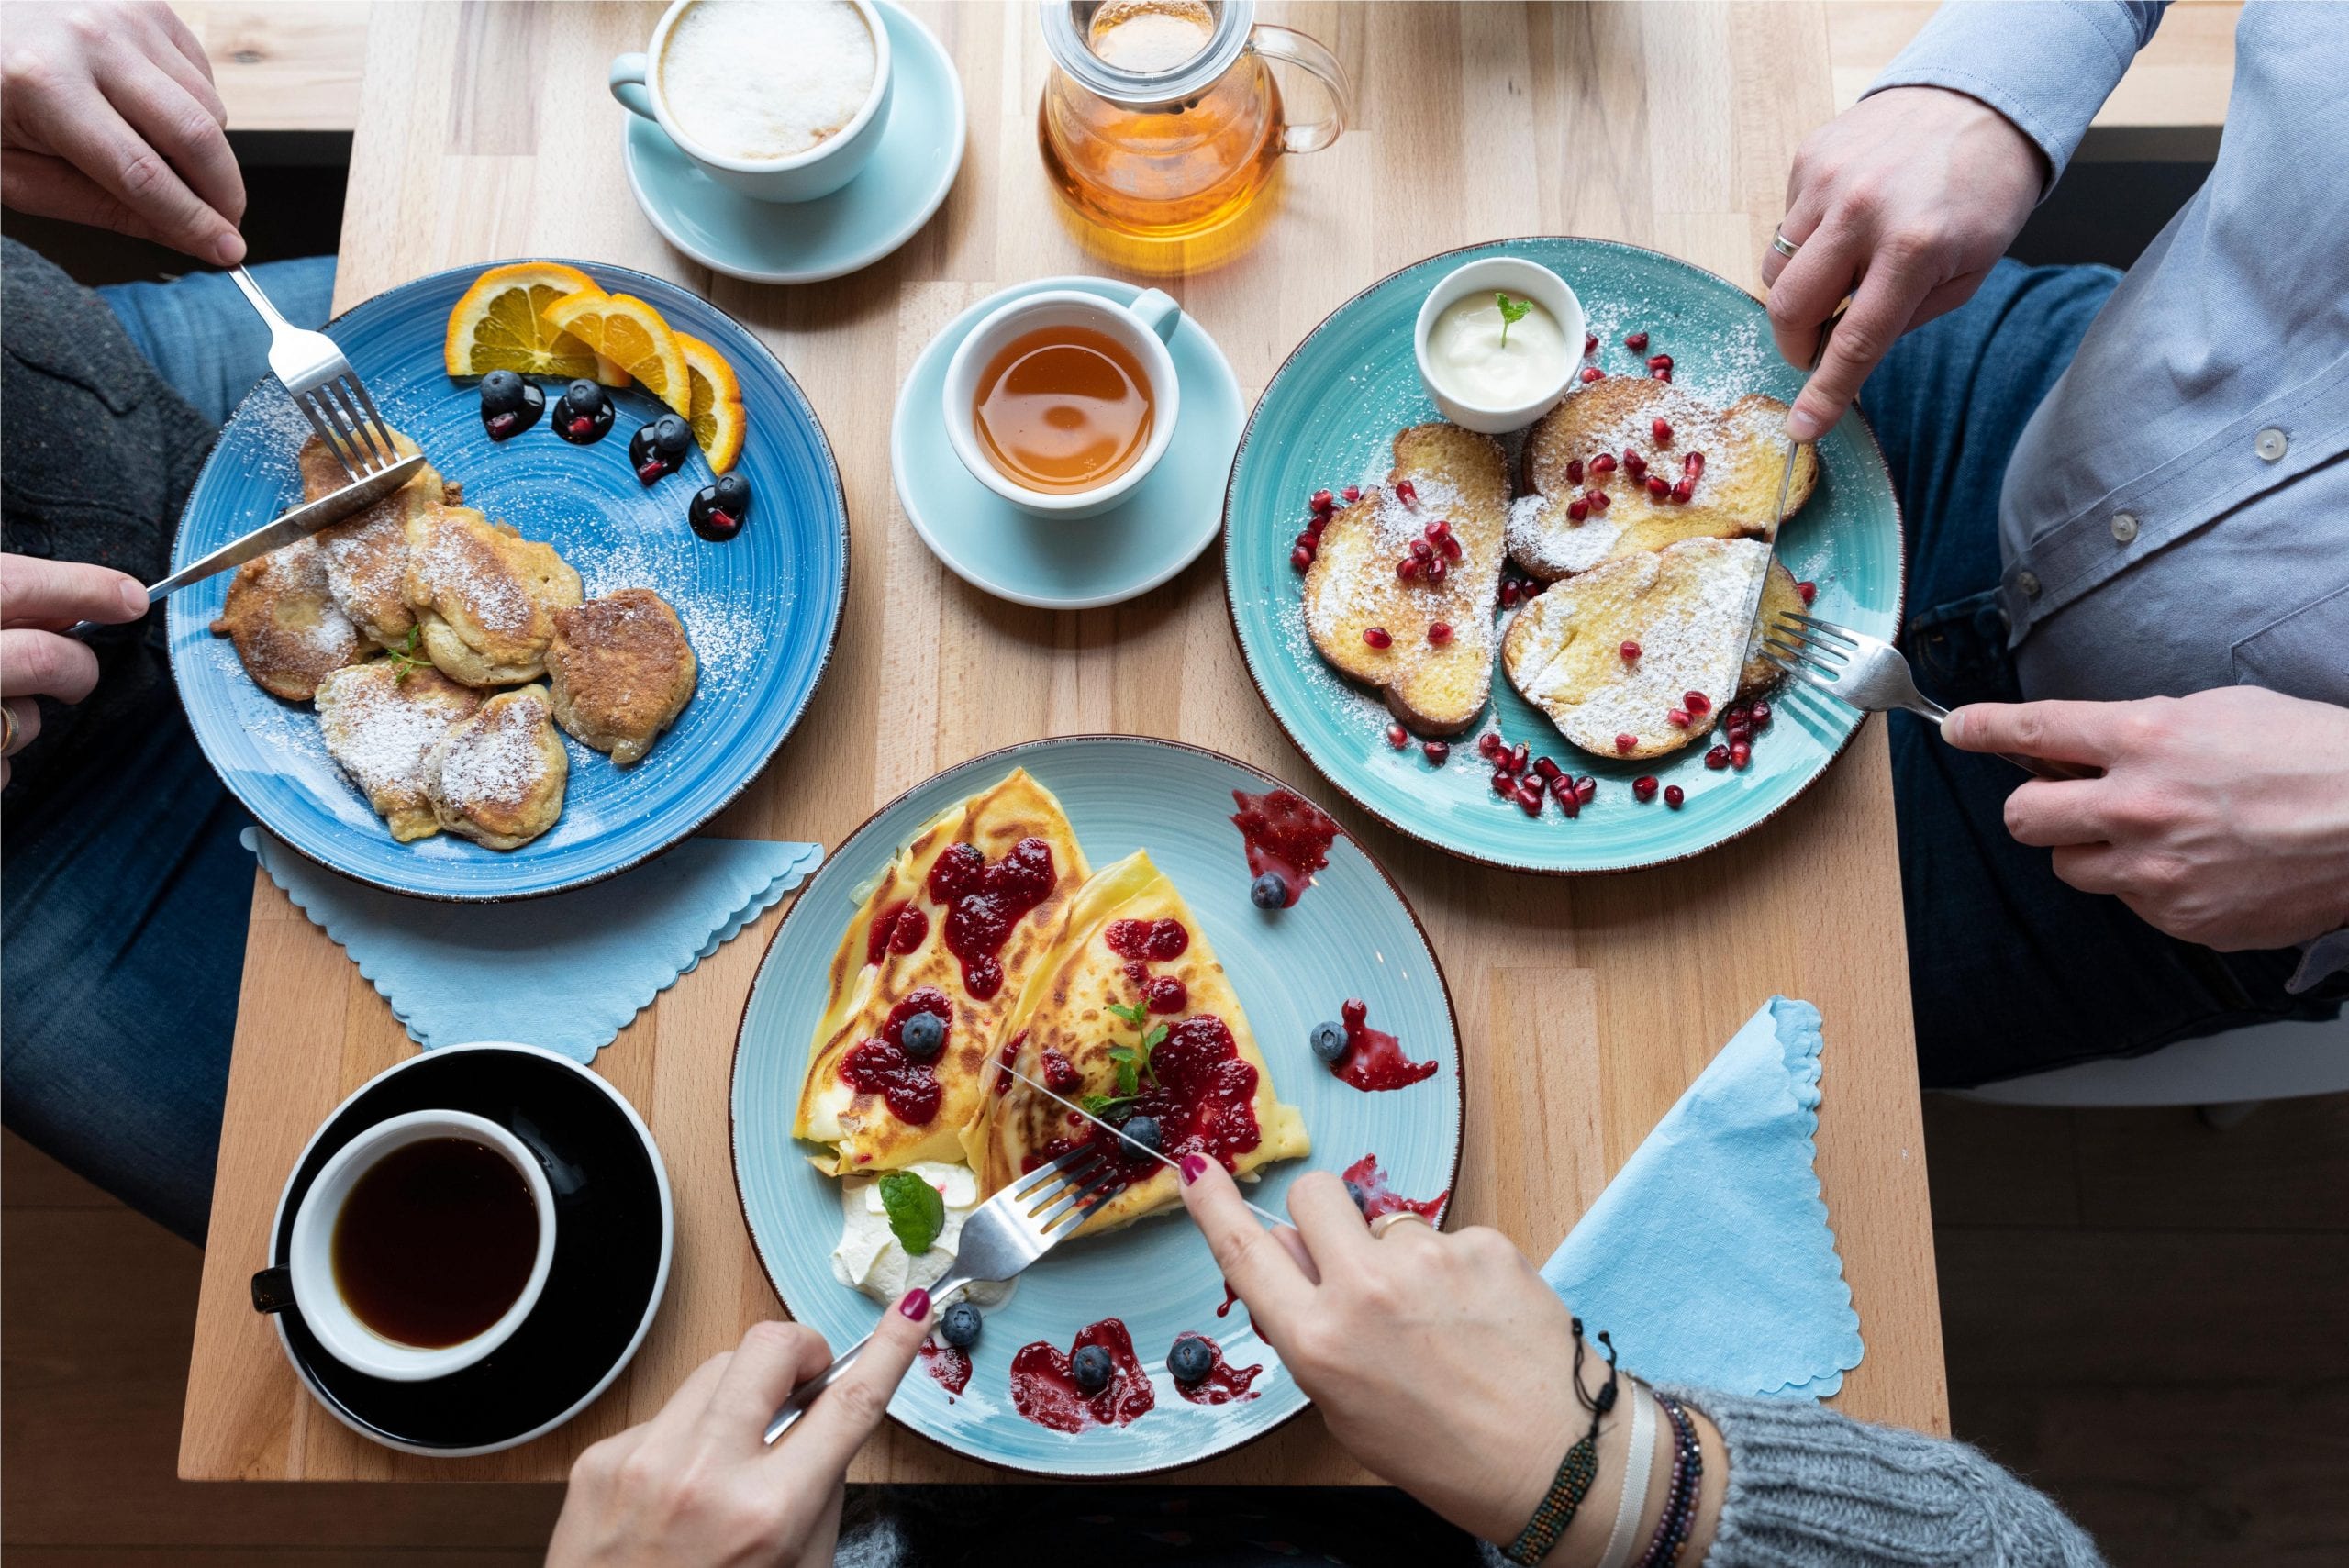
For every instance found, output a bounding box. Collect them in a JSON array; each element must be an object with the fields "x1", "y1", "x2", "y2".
[{"x1": 965, "y1": 850, "x2": 1309, "y2": 1232}]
